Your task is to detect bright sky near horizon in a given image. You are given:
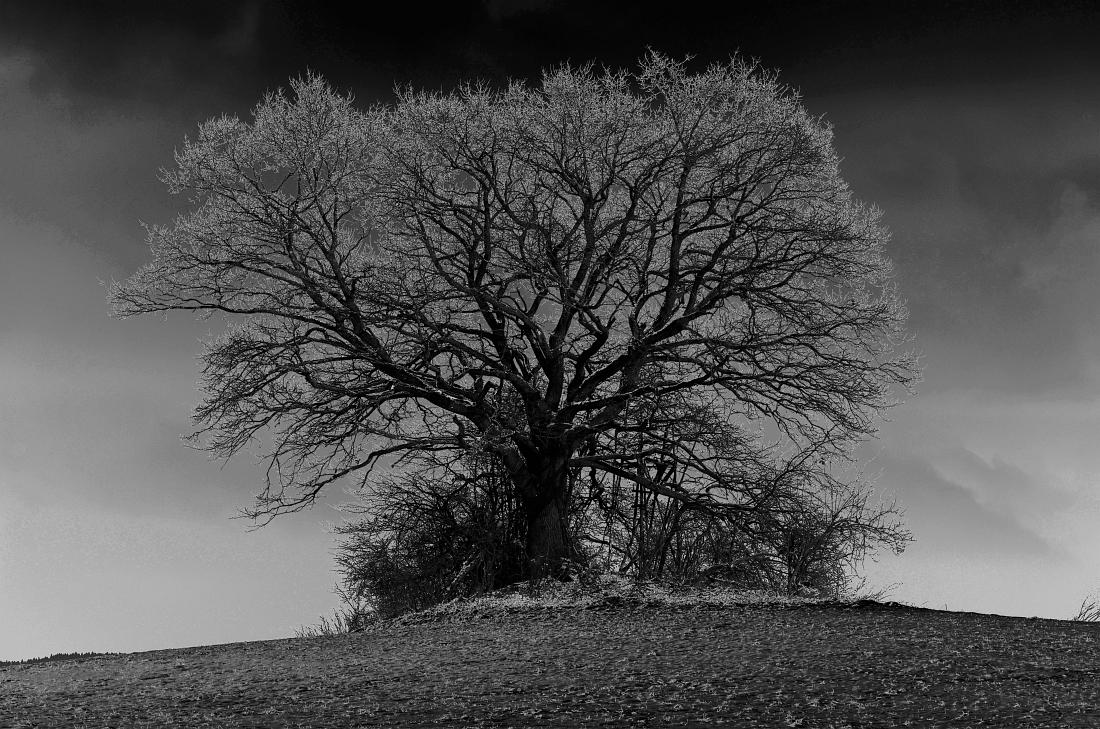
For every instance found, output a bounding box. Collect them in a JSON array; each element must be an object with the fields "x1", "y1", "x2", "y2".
[{"x1": 4, "y1": 0, "x2": 1100, "y2": 661}]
